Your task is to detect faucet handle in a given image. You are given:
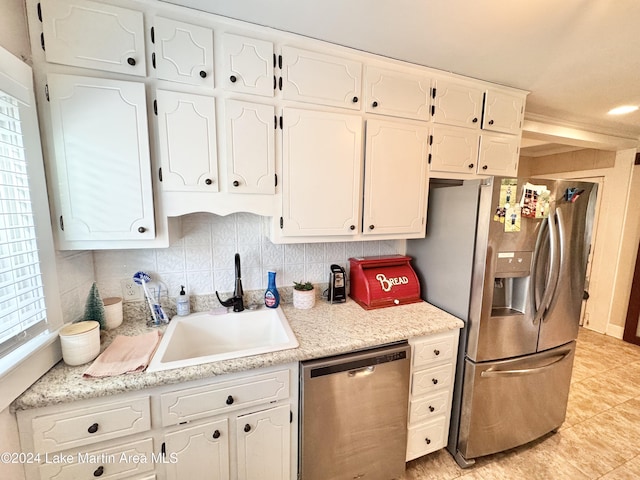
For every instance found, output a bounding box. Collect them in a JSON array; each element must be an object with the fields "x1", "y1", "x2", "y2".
[{"x1": 215, "y1": 291, "x2": 235, "y2": 308}]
